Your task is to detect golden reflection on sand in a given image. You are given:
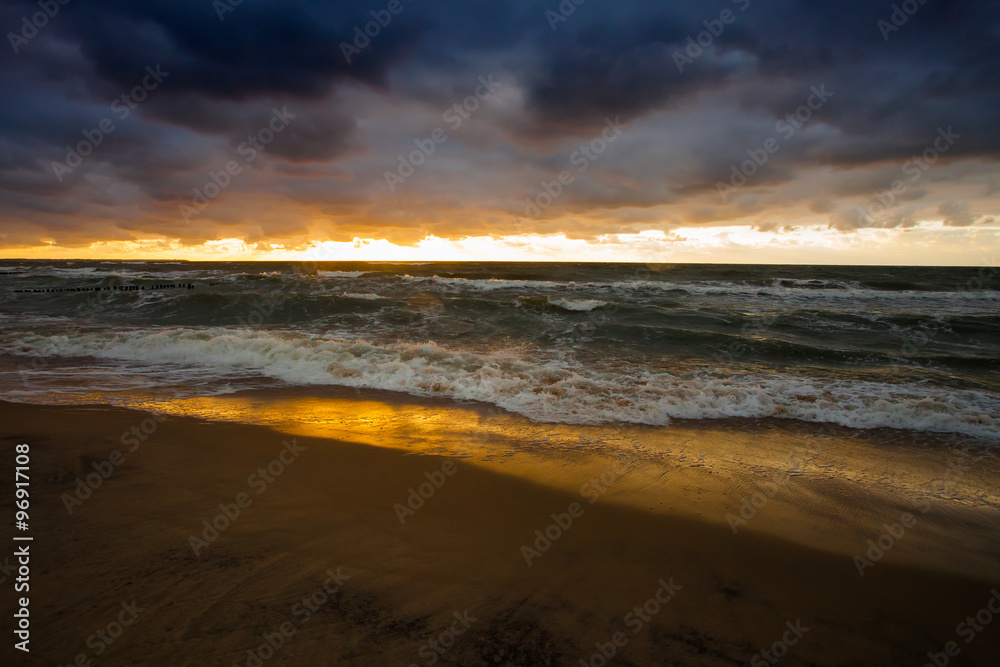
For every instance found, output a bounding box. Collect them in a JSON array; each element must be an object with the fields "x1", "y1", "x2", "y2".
[{"x1": 103, "y1": 389, "x2": 1000, "y2": 581}]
